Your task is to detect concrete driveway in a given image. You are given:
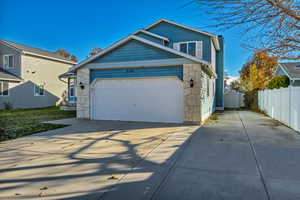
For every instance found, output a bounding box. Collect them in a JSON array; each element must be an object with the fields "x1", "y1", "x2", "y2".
[{"x1": 1, "y1": 111, "x2": 300, "y2": 200}]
